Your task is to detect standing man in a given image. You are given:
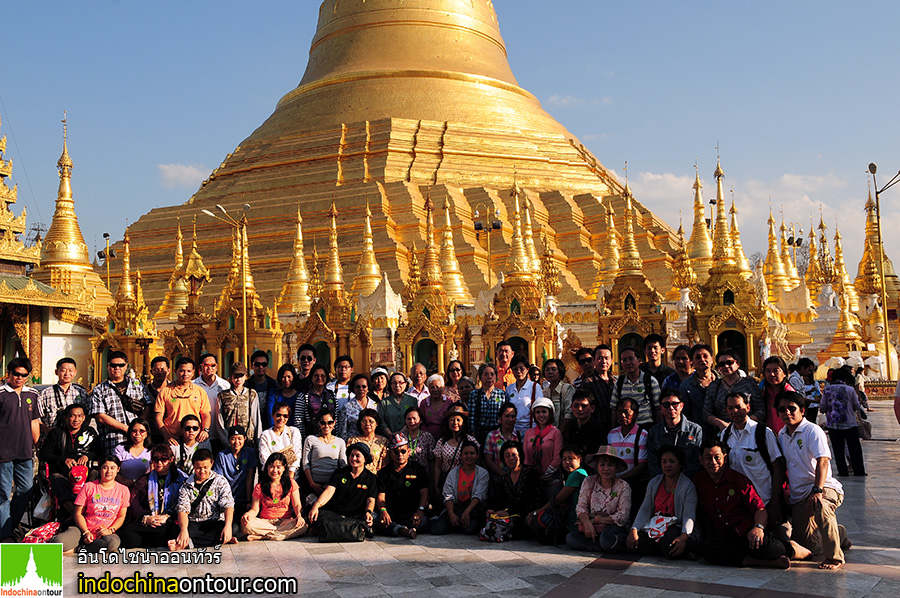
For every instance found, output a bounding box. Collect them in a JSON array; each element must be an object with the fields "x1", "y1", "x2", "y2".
[
  {"x1": 328, "y1": 355, "x2": 354, "y2": 409},
  {"x1": 704, "y1": 350, "x2": 762, "y2": 436},
  {"x1": 217, "y1": 363, "x2": 261, "y2": 445},
  {"x1": 641, "y1": 334, "x2": 675, "y2": 388},
  {"x1": 495, "y1": 341, "x2": 516, "y2": 388},
  {"x1": 506, "y1": 355, "x2": 542, "y2": 436},
  {"x1": 562, "y1": 390, "x2": 604, "y2": 457},
  {"x1": 248, "y1": 350, "x2": 278, "y2": 404},
  {"x1": 572, "y1": 348, "x2": 595, "y2": 389},
  {"x1": 581, "y1": 344, "x2": 616, "y2": 433},
  {"x1": 155, "y1": 357, "x2": 211, "y2": 446},
  {"x1": 193, "y1": 354, "x2": 231, "y2": 452},
  {"x1": 0, "y1": 358, "x2": 40, "y2": 541},
  {"x1": 646, "y1": 389, "x2": 703, "y2": 478},
  {"x1": 406, "y1": 363, "x2": 429, "y2": 404},
  {"x1": 613, "y1": 347, "x2": 660, "y2": 429},
  {"x1": 143, "y1": 356, "x2": 170, "y2": 407},
  {"x1": 678, "y1": 344, "x2": 716, "y2": 426},
  {"x1": 37, "y1": 357, "x2": 89, "y2": 431},
  {"x1": 295, "y1": 343, "x2": 318, "y2": 393},
  {"x1": 92, "y1": 351, "x2": 147, "y2": 456},
  {"x1": 777, "y1": 391, "x2": 848, "y2": 570}
]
